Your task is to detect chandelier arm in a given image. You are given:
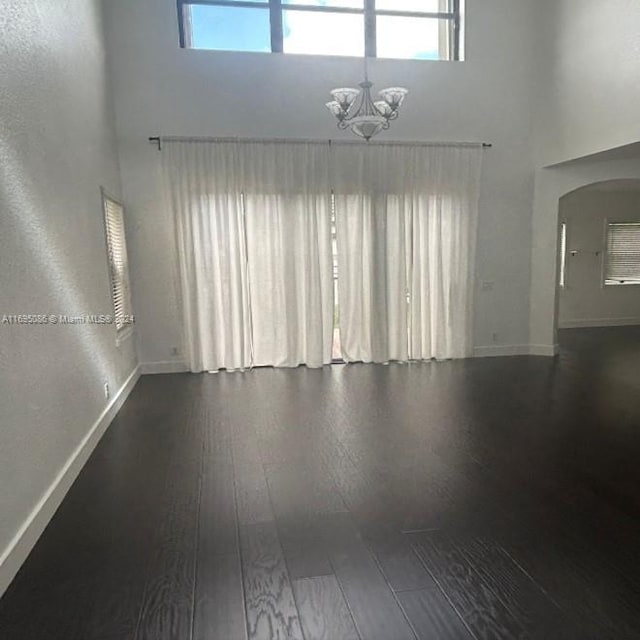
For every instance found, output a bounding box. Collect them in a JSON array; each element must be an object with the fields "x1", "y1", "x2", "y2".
[{"x1": 344, "y1": 88, "x2": 365, "y2": 122}]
